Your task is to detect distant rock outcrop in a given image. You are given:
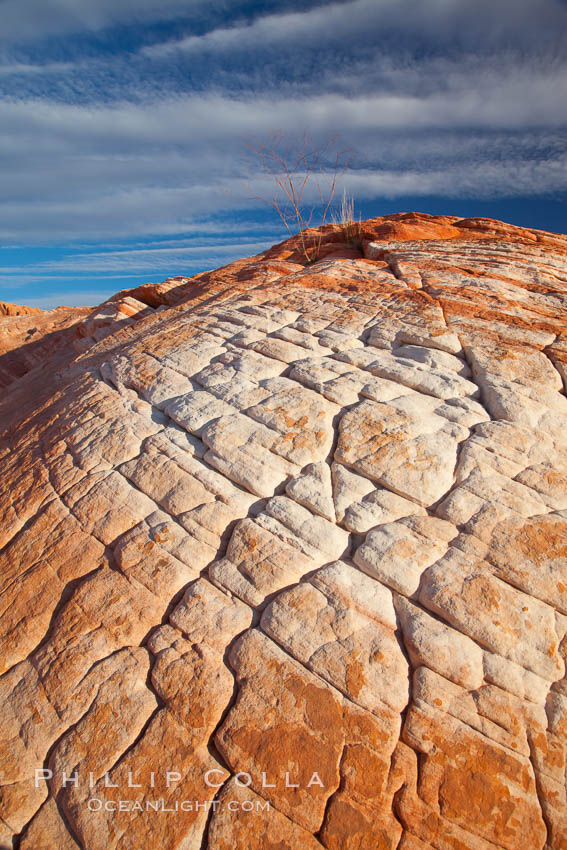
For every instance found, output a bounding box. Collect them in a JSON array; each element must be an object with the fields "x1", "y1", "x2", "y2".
[
  {"x1": 0, "y1": 303, "x2": 91, "y2": 388},
  {"x1": 0, "y1": 301, "x2": 43, "y2": 317},
  {"x1": 1, "y1": 213, "x2": 567, "y2": 849}
]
